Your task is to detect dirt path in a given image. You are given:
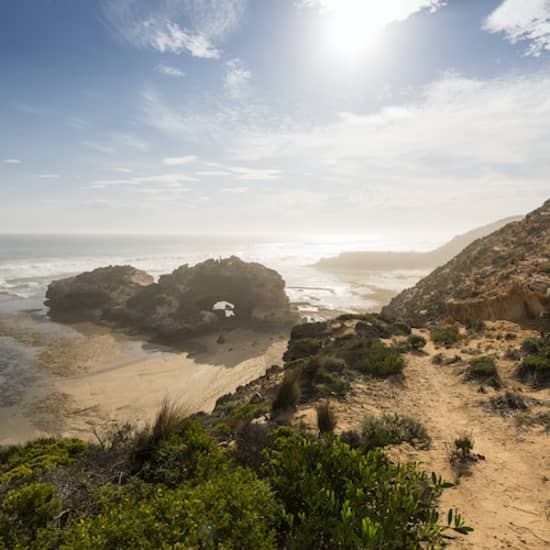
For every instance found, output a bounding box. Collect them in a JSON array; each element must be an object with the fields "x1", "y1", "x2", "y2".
[{"x1": 334, "y1": 330, "x2": 550, "y2": 549}]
